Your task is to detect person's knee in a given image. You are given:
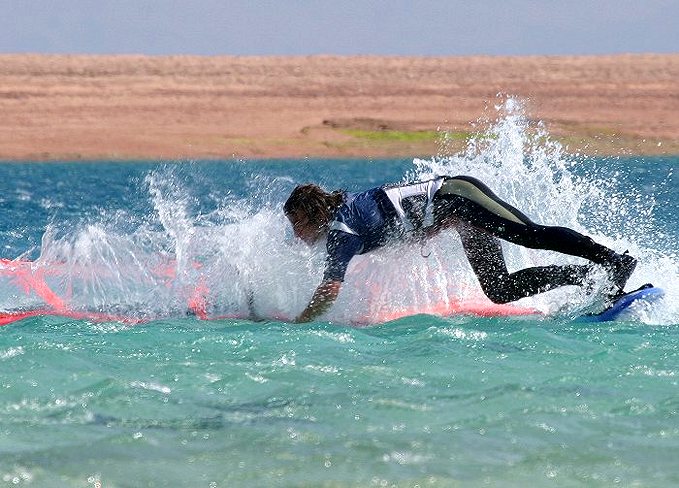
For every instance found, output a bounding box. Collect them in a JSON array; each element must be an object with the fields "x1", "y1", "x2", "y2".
[
  {"x1": 484, "y1": 289, "x2": 513, "y2": 304},
  {"x1": 477, "y1": 279, "x2": 513, "y2": 304}
]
